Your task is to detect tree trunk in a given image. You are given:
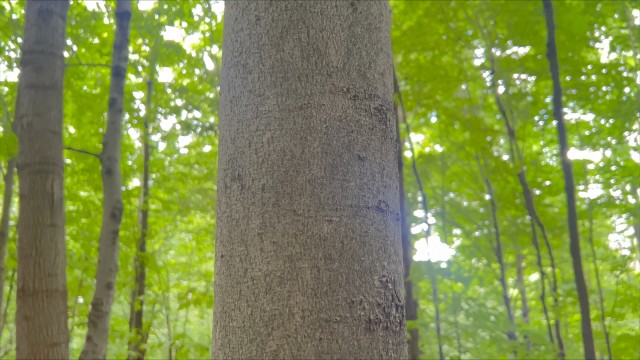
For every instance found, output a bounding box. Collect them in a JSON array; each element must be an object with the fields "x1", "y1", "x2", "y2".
[
  {"x1": 517, "y1": 171, "x2": 564, "y2": 357},
  {"x1": 394, "y1": 71, "x2": 421, "y2": 360},
  {"x1": 585, "y1": 187, "x2": 613, "y2": 360},
  {"x1": 397, "y1": 120, "x2": 420, "y2": 360},
  {"x1": 14, "y1": 1, "x2": 70, "y2": 358},
  {"x1": 516, "y1": 249, "x2": 531, "y2": 350},
  {"x1": 542, "y1": 1, "x2": 596, "y2": 358},
  {"x1": 0, "y1": 158, "x2": 15, "y2": 327},
  {"x1": 396, "y1": 69, "x2": 443, "y2": 360},
  {"x1": 518, "y1": 169, "x2": 564, "y2": 348},
  {"x1": 128, "y1": 77, "x2": 152, "y2": 360},
  {"x1": 488, "y1": 50, "x2": 564, "y2": 357},
  {"x1": 213, "y1": 2, "x2": 406, "y2": 358},
  {"x1": 482, "y1": 174, "x2": 517, "y2": 348},
  {"x1": 81, "y1": 1, "x2": 131, "y2": 358}
]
